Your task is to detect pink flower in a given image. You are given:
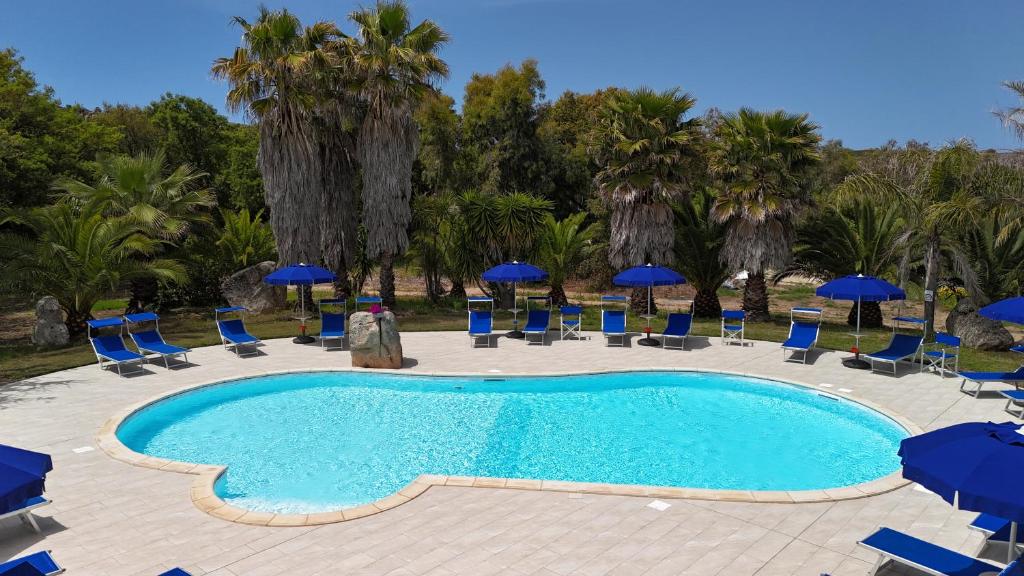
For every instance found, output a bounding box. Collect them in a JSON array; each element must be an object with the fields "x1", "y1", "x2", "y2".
[{"x1": 369, "y1": 304, "x2": 382, "y2": 314}]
